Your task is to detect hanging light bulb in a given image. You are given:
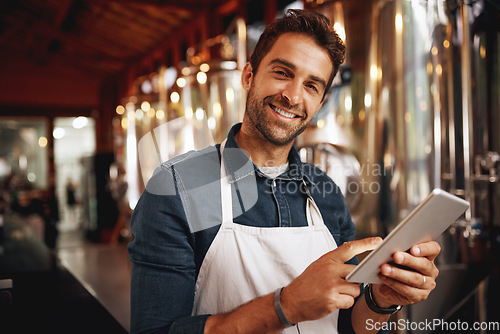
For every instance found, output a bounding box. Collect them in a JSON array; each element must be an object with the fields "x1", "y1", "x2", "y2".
[
  {"x1": 196, "y1": 72, "x2": 207, "y2": 84},
  {"x1": 176, "y1": 77, "x2": 187, "y2": 88},
  {"x1": 170, "y1": 92, "x2": 180, "y2": 103},
  {"x1": 73, "y1": 116, "x2": 88, "y2": 129},
  {"x1": 53, "y1": 127, "x2": 66, "y2": 139},
  {"x1": 141, "y1": 101, "x2": 151, "y2": 112},
  {"x1": 116, "y1": 105, "x2": 125, "y2": 115}
]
